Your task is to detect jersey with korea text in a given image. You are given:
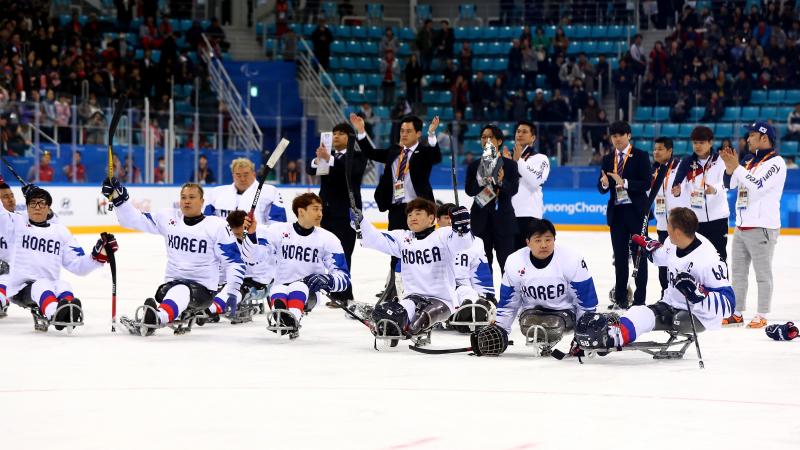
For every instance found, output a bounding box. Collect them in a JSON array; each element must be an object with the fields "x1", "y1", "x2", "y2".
[
  {"x1": 454, "y1": 235, "x2": 494, "y2": 296},
  {"x1": 236, "y1": 223, "x2": 276, "y2": 285},
  {"x1": 725, "y1": 152, "x2": 786, "y2": 229}
]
